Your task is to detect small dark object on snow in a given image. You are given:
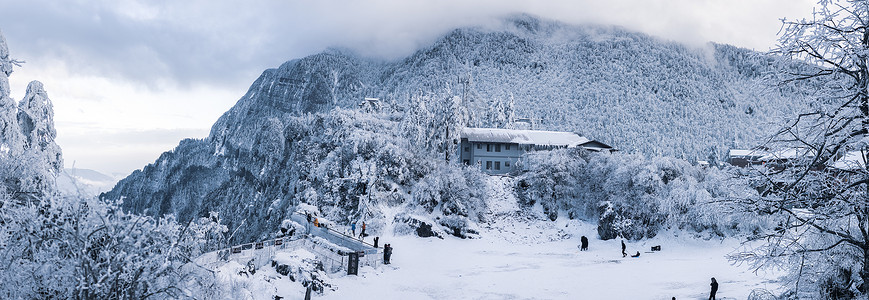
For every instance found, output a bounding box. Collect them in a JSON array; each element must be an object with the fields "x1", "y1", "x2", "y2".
[
  {"x1": 651, "y1": 245, "x2": 661, "y2": 251},
  {"x1": 416, "y1": 222, "x2": 436, "y2": 238},
  {"x1": 246, "y1": 259, "x2": 257, "y2": 274},
  {"x1": 580, "y1": 236, "x2": 589, "y2": 251},
  {"x1": 274, "y1": 296, "x2": 283, "y2": 300},
  {"x1": 374, "y1": 236, "x2": 379, "y2": 248},
  {"x1": 275, "y1": 264, "x2": 290, "y2": 276},
  {"x1": 631, "y1": 251, "x2": 640, "y2": 258}
]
